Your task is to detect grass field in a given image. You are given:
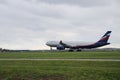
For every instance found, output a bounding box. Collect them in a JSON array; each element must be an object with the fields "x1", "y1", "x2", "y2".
[
  {"x1": 0, "y1": 51, "x2": 120, "y2": 59},
  {"x1": 0, "y1": 51, "x2": 120, "y2": 80},
  {"x1": 0, "y1": 60, "x2": 120, "y2": 80}
]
